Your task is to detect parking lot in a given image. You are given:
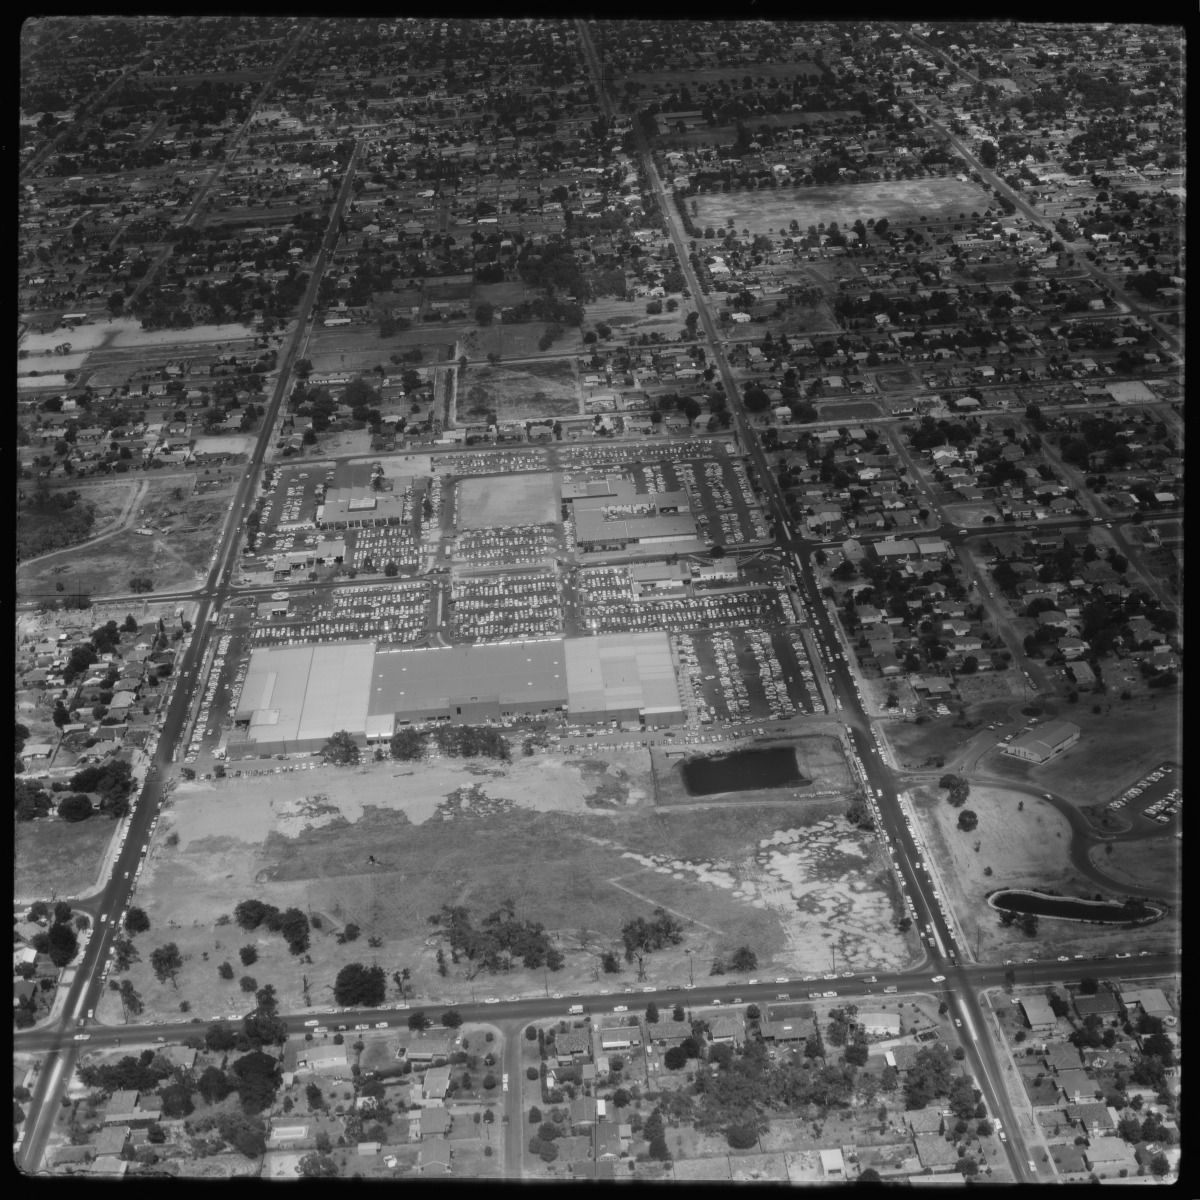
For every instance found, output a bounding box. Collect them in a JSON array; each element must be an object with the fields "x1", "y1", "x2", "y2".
[
  {"x1": 249, "y1": 581, "x2": 431, "y2": 647},
  {"x1": 575, "y1": 572, "x2": 789, "y2": 638},
  {"x1": 454, "y1": 524, "x2": 559, "y2": 566},
  {"x1": 1104, "y1": 762, "x2": 1180, "y2": 829},
  {"x1": 449, "y1": 570, "x2": 562, "y2": 640},
  {"x1": 260, "y1": 464, "x2": 327, "y2": 529},
  {"x1": 347, "y1": 524, "x2": 420, "y2": 574},
  {"x1": 676, "y1": 627, "x2": 818, "y2": 724}
]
